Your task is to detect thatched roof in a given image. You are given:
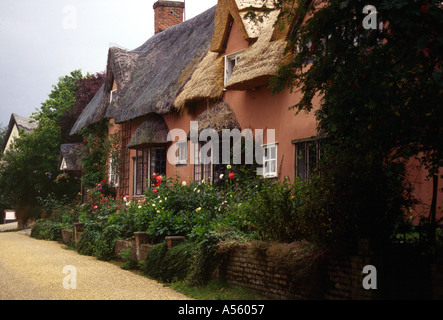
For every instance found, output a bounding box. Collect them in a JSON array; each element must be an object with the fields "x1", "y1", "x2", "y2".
[
  {"x1": 69, "y1": 85, "x2": 105, "y2": 135},
  {"x1": 127, "y1": 113, "x2": 169, "y2": 149},
  {"x1": 193, "y1": 99, "x2": 240, "y2": 133},
  {"x1": 174, "y1": 51, "x2": 225, "y2": 111},
  {"x1": 10, "y1": 113, "x2": 39, "y2": 134},
  {"x1": 175, "y1": 2, "x2": 288, "y2": 106},
  {"x1": 2, "y1": 113, "x2": 39, "y2": 152},
  {"x1": 225, "y1": 10, "x2": 287, "y2": 90},
  {"x1": 106, "y1": 6, "x2": 216, "y2": 124},
  {"x1": 70, "y1": 6, "x2": 215, "y2": 135},
  {"x1": 59, "y1": 143, "x2": 86, "y2": 171},
  {"x1": 70, "y1": 46, "x2": 139, "y2": 135},
  {"x1": 210, "y1": 0, "x2": 277, "y2": 53}
]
